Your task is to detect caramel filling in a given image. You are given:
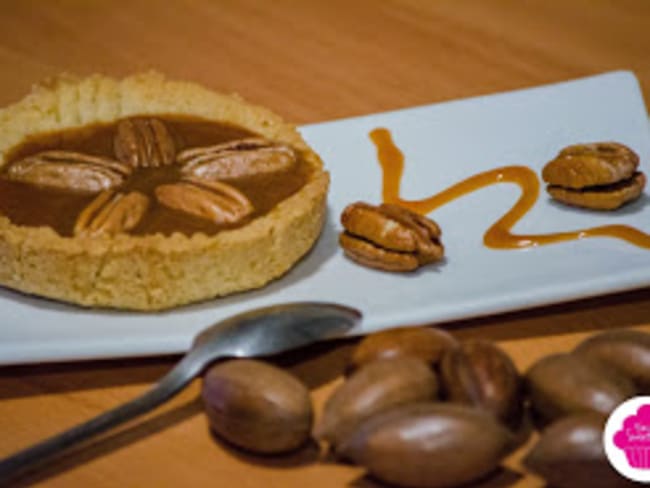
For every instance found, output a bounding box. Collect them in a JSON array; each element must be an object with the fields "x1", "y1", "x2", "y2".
[
  {"x1": 547, "y1": 172, "x2": 643, "y2": 193},
  {"x1": 370, "y1": 128, "x2": 650, "y2": 249},
  {"x1": 0, "y1": 117, "x2": 310, "y2": 237}
]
